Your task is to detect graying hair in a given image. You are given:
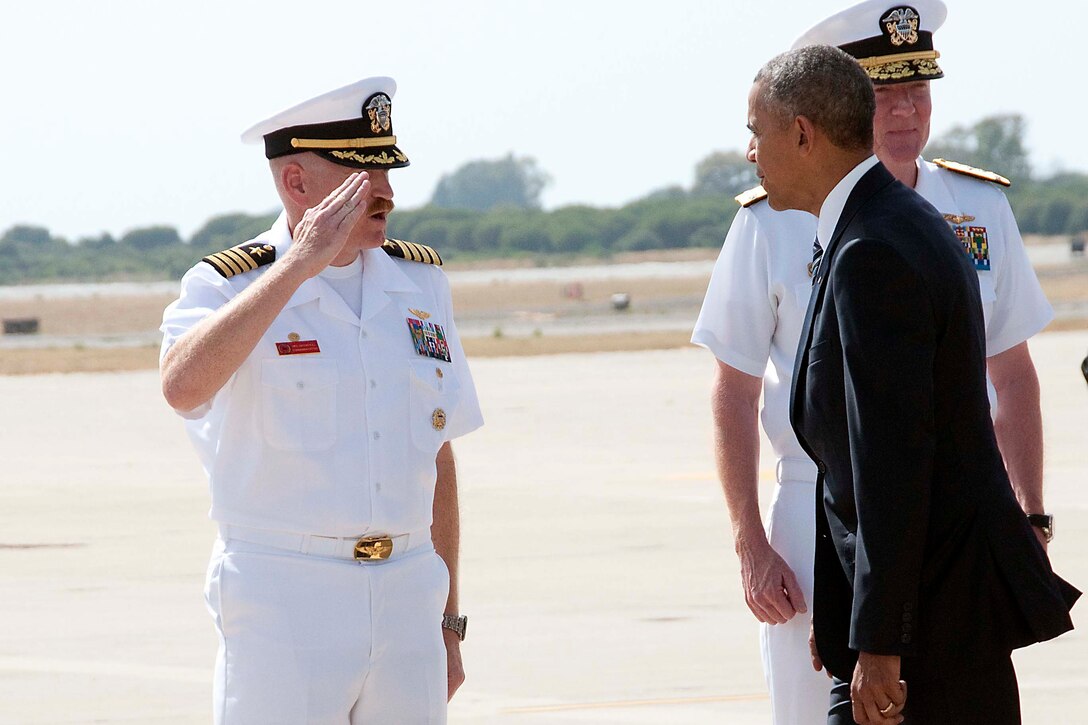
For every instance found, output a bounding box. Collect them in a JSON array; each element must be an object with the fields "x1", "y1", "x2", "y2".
[{"x1": 753, "y1": 45, "x2": 874, "y2": 152}]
